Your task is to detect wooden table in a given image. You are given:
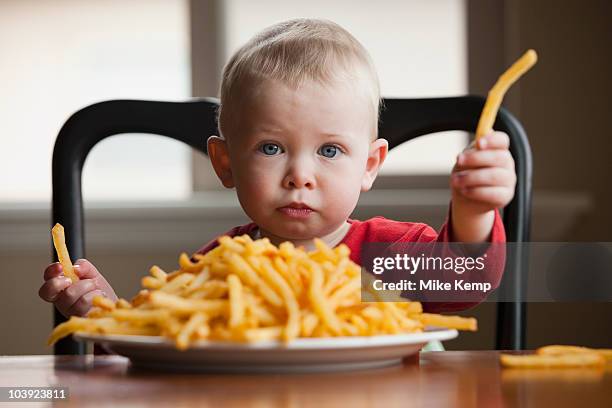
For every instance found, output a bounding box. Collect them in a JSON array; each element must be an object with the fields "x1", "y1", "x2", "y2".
[{"x1": 0, "y1": 352, "x2": 610, "y2": 407}]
